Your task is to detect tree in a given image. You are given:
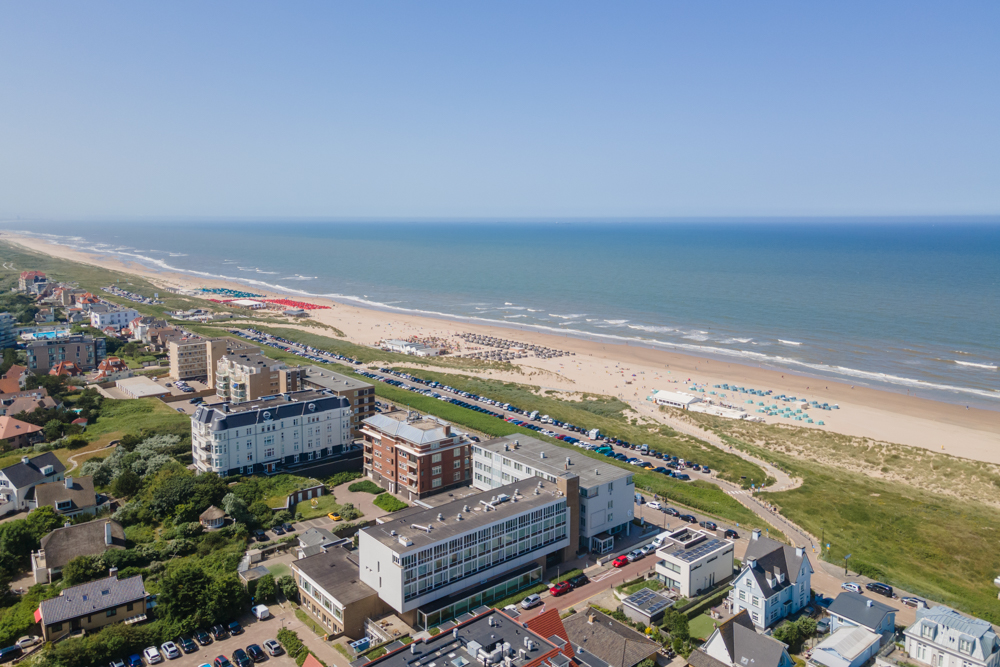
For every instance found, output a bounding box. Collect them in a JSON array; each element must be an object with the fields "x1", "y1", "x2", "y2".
[
  {"x1": 249, "y1": 500, "x2": 273, "y2": 529},
  {"x1": 24, "y1": 506, "x2": 61, "y2": 541},
  {"x1": 110, "y1": 469, "x2": 141, "y2": 498},
  {"x1": 0, "y1": 349, "x2": 19, "y2": 376},
  {"x1": 43, "y1": 419, "x2": 64, "y2": 442},
  {"x1": 158, "y1": 562, "x2": 211, "y2": 623},
  {"x1": 62, "y1": 555, "x2": 107, "y2": 586},
  {"x1": 277, "y1": 575, "x2": 299, "y2": 603},
  {"x1": 254, "y1": 574, "x2": 276, "y2": 605},
  {"x1": 222, "y1": 493, "x2": 254, "y2": 526},
  {"x1": 205, "y1": 574, "x2": 249, "y2": 624}
]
